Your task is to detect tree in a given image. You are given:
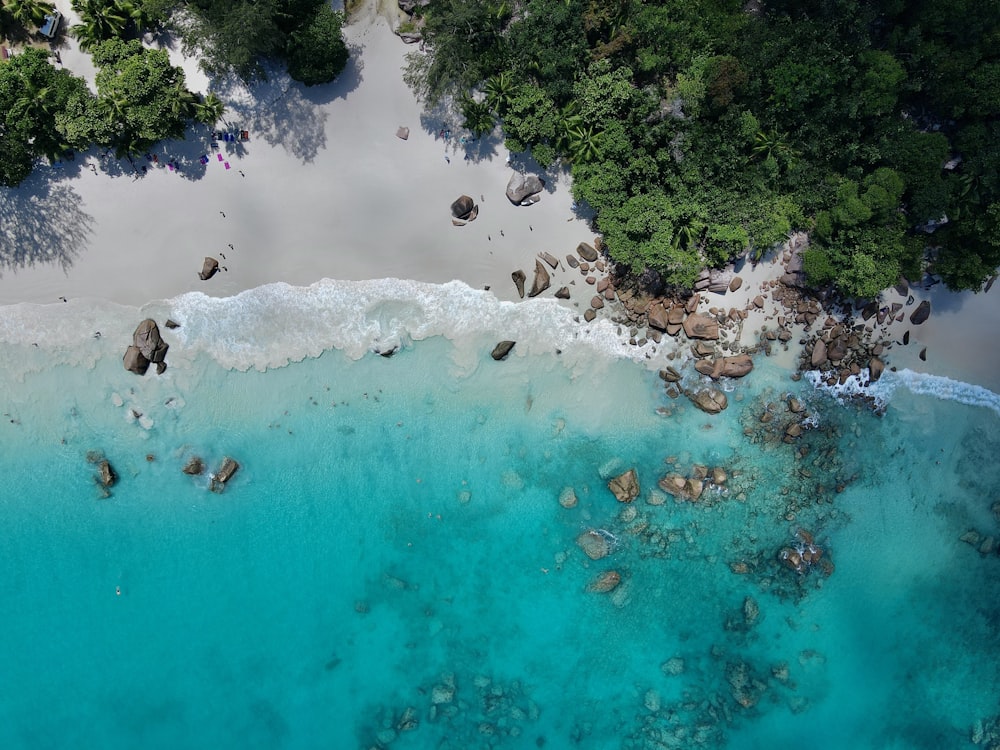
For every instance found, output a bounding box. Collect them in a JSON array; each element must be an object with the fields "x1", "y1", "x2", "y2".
[
  {"x1": 286, "y1": 6, "x2": 349, "y2": 86},
  {"x1": 92, "y1": 39, "x2": 196, "y2": 154},
  {"x1": 460, "y1": 97, "x2": 495, "y2": 137},
  {"x1": 71, "y1": 0, "x2": 129, "y2": 50},
  {"x1": 190, "y1": 91, "x2": 225, "y2": 126},
  {"x1": 2, "y1": 0, "x2": 52, "y2": 27}
]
